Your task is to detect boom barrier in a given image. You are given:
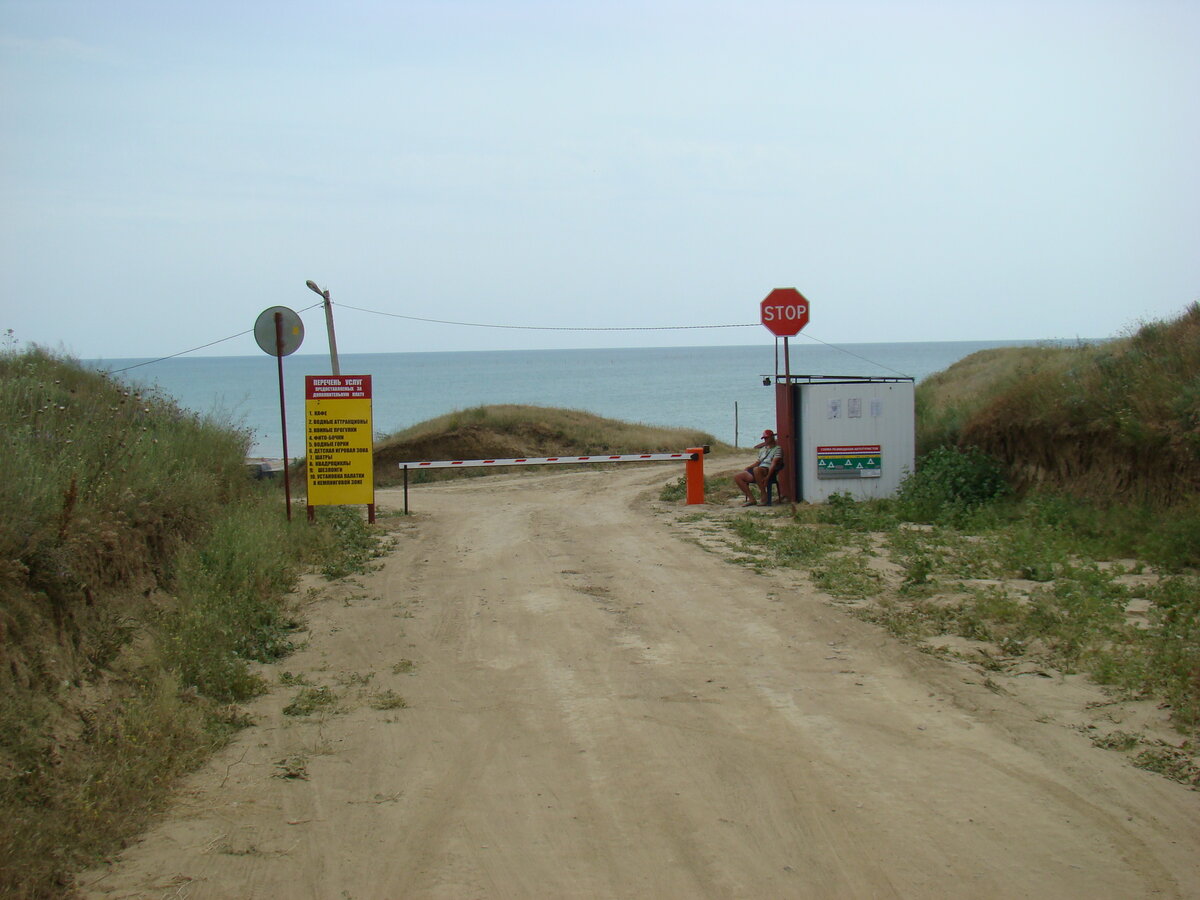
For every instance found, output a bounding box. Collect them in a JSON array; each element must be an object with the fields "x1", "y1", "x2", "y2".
[{"x1": 397, "y1": 448, "x2": 708, "y2": 513}]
